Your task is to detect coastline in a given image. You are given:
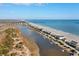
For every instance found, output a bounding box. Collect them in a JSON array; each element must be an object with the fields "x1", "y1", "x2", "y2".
[{"x1": 28, "y1": 22, "x2": 79, "y2": 45}]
